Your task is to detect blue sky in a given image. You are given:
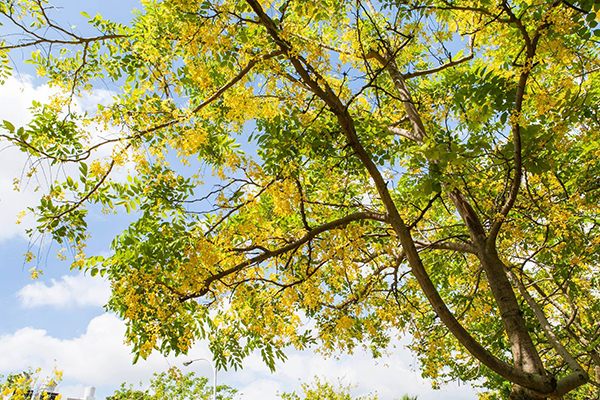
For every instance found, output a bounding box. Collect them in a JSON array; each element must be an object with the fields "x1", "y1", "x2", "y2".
[{"x1": 0, "y1": 1, "x2": 478, "y2": 399}]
